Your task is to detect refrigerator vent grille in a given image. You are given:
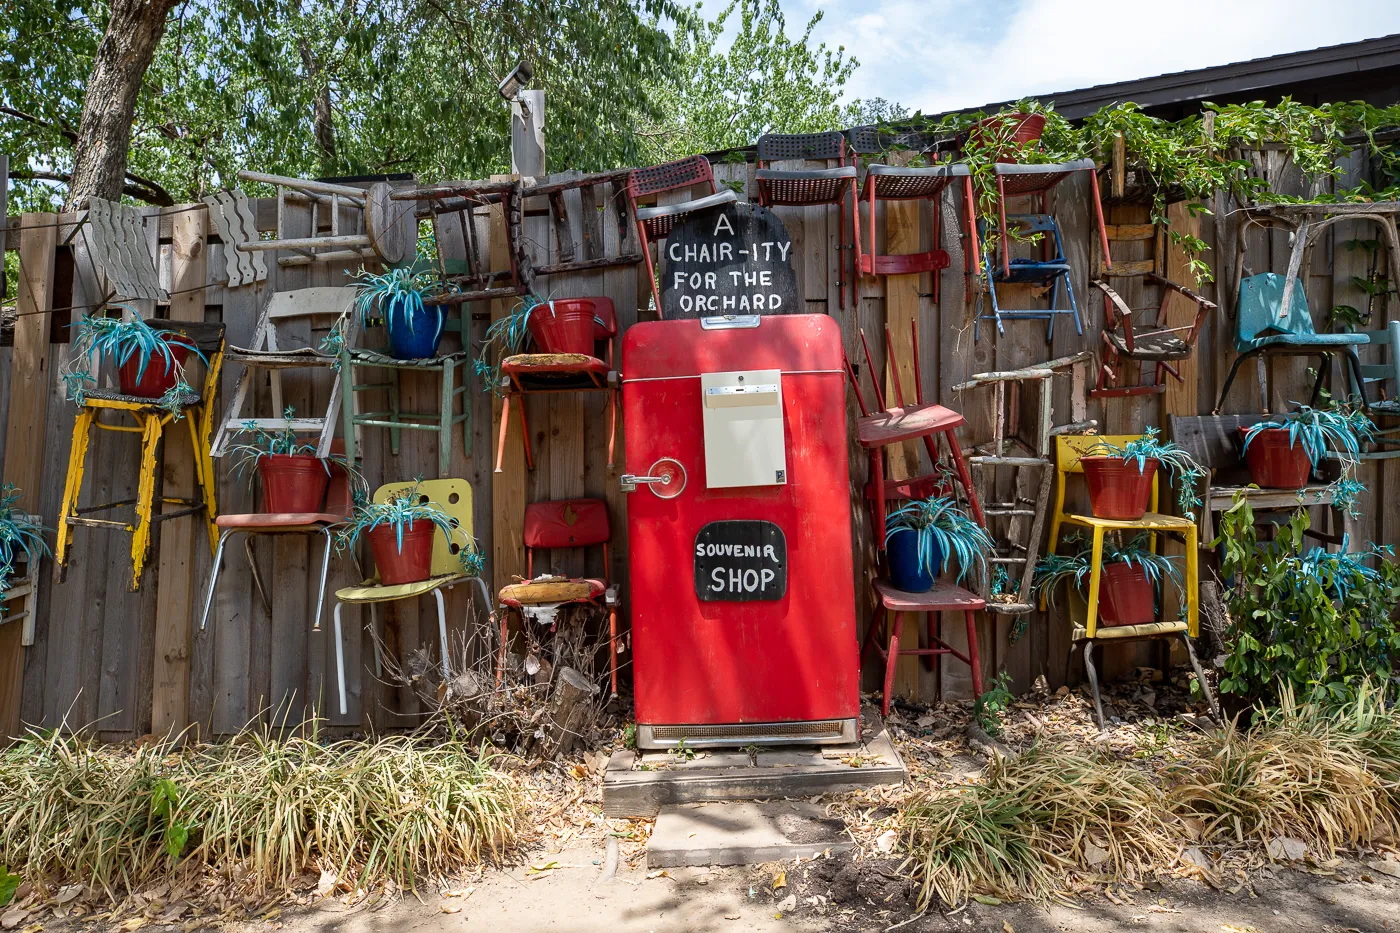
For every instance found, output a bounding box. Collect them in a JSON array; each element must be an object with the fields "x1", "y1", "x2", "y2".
[{"x1": 651, "y1": 721, "x2": 845, "y2": 741}]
